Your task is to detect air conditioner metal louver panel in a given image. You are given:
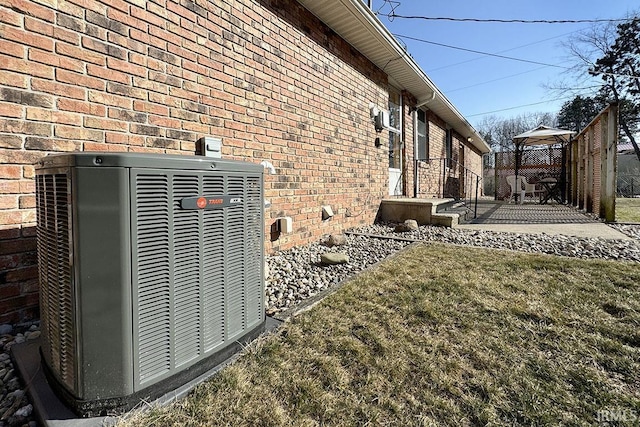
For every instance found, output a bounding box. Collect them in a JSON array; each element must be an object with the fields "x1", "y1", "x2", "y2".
[
  {"x1": 225, "y1": 176, "x2": 246, "y2": 338},
  {"x1": 201, "y1": 176, "x2": 226, "y2": 352},
  {"x1": 134, "y1": 174, "x2": 172, "y2": 384},
  {"x1": 172, "y1": 175, "x2": 201, "y2": 368},
  {"x1": 35, "y1": 173, "x2": 76, "y2": 392},
  {"x1": 132, "y1": 169, "x2": 264, "y2": 390},
  {"x1": 245, "y1": 177, "x2": 263, "y2": 326}
]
